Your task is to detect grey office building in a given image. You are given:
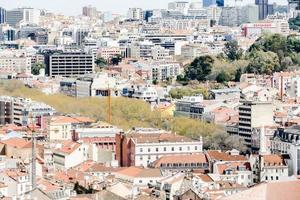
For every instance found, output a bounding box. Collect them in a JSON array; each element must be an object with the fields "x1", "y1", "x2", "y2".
[
  {"x1": 6, "y1": 9, "x2": 24, "y2": 27},
  {"x1": 46, "y1": 52, "x2": 94, "y2": 77},
  {"x1": 0, "y1": 7, "x2": 6, "y2": 24}
]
